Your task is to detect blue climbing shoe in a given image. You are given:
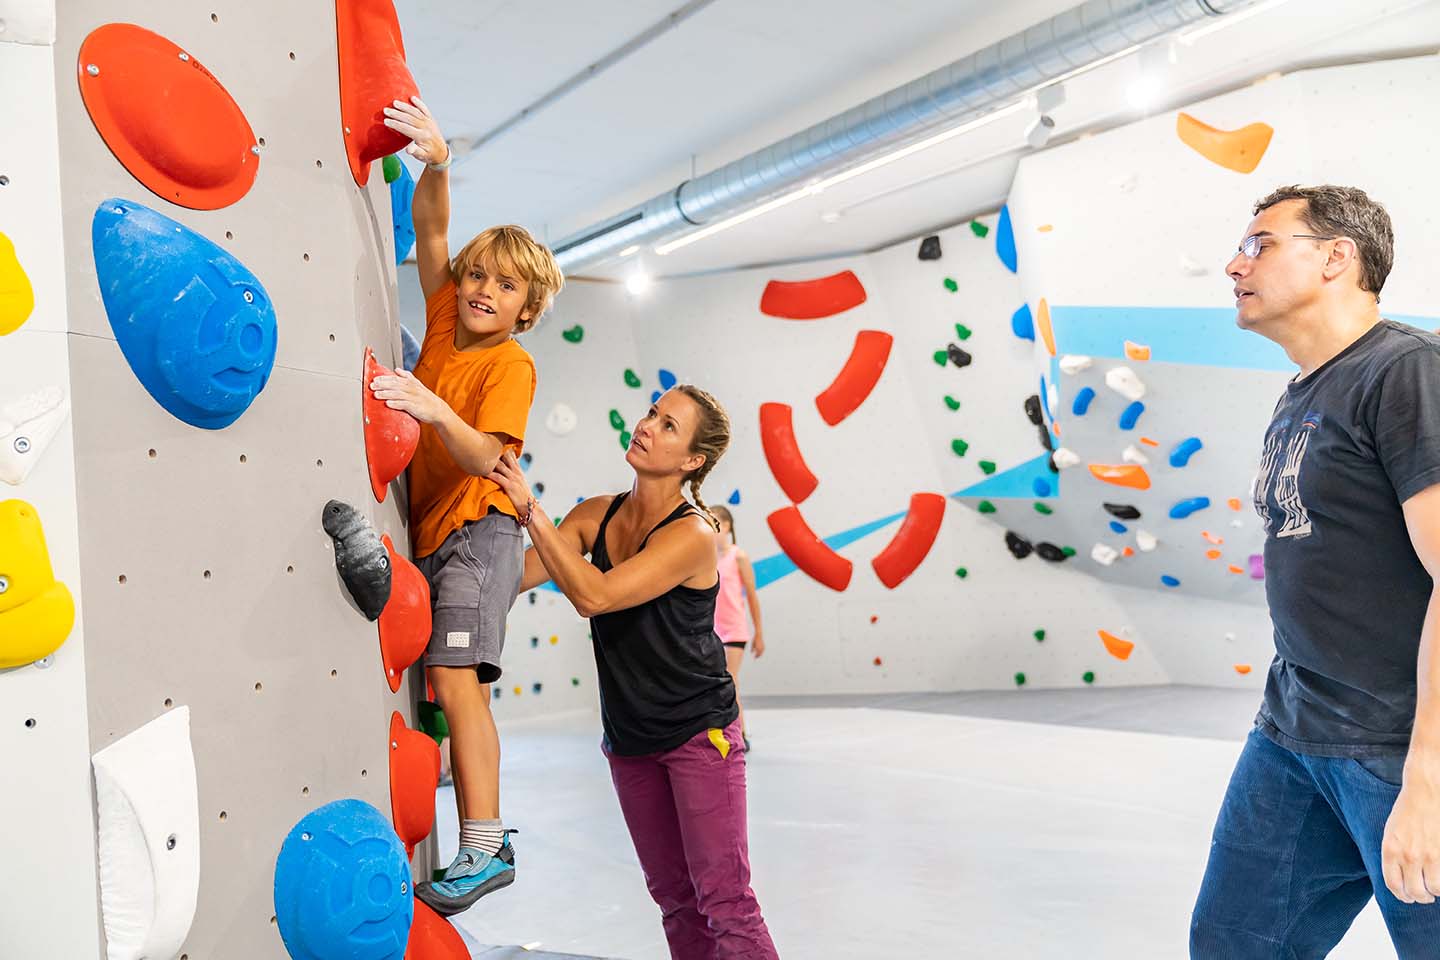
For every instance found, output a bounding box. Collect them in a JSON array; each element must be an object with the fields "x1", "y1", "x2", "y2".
[{"x1": 416, "y1": 838, "x2": 515, "y2": 916}]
